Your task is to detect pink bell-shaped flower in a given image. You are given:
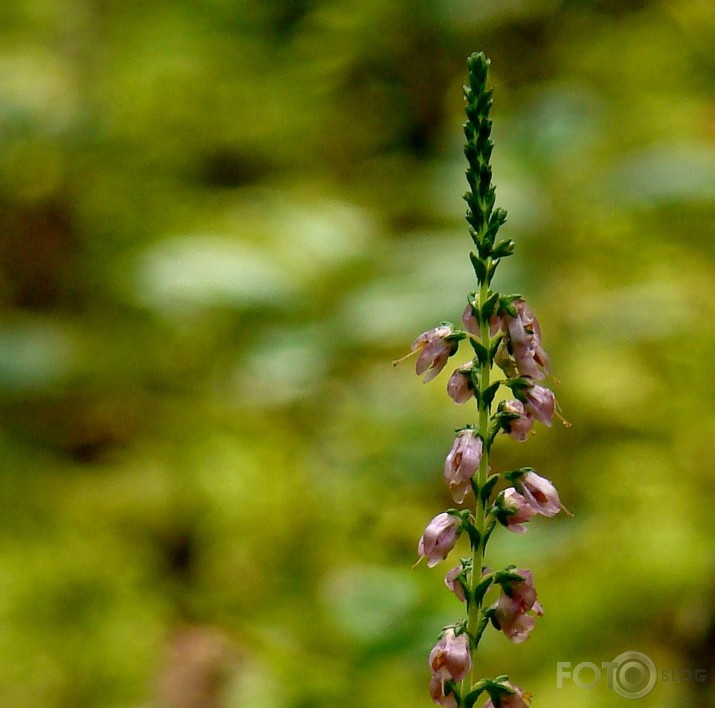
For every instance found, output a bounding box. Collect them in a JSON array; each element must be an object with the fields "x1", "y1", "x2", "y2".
[
  {"x1": 516, "y1": 470, "x2": 561, "y2": 517},
  {"x1": 429, "y1": 628, "x2": 471, "y2": 682},
  {"x1": 496, "y1": 489, "x2": 537, "y2": 534},
  {"x1": 484, "y1": 681, "x2": 532, "y2": 707},
  {"x1": 418, "y1": 513, "x2": 462, "y2": 567},
  {"x1": 444, "y1": 429, "x2": 482, "y2": 503}
]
